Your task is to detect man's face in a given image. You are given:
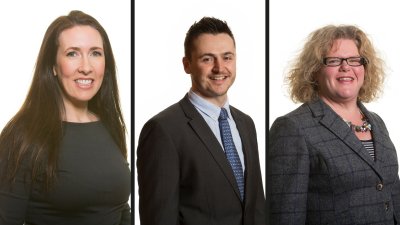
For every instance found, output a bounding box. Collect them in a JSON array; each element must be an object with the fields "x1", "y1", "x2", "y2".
[{"x1": 183, "y1": 33, "x2": 236, "y2": 106}]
